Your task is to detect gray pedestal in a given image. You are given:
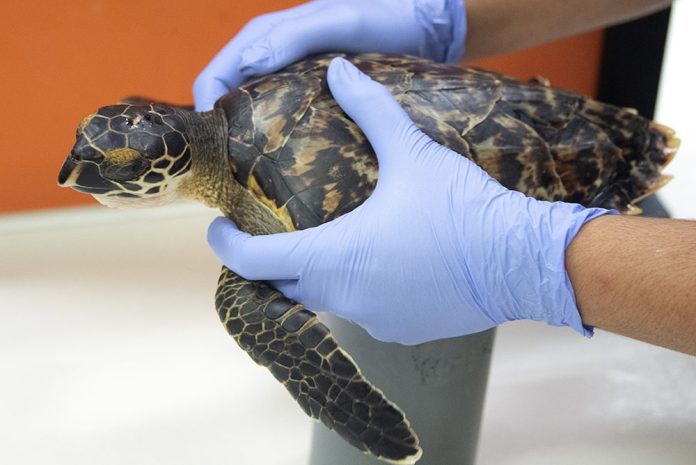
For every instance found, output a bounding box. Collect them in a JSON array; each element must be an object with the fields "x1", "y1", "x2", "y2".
[{"x1": 309, "y1": 315, "x2": 495, "y2": 465}]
